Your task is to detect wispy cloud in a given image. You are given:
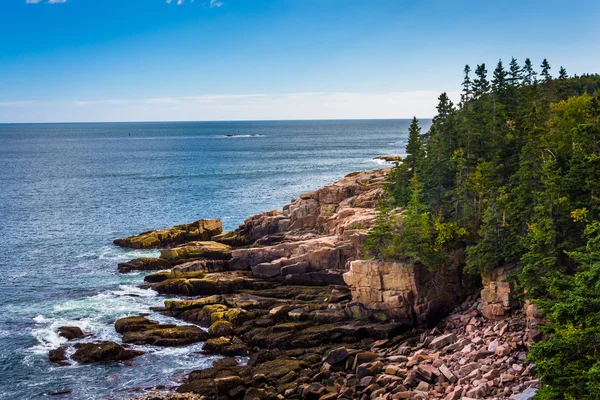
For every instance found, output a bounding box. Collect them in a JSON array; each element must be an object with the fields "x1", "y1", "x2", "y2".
[
  {"x1": 26, "y1": 0, "x2": 66, "y2": 3},
  {"x1": 165, "y1": 0, "x2": 222, "y2": 6},
  {"x1": 0, "y1": 91, "x2": 461, "y2": 123}
]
